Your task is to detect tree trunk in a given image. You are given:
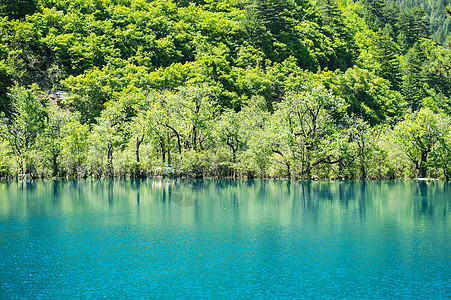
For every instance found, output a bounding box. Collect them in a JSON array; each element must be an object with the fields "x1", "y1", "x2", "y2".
[
  {"x1": 135, "y1": 134, "x2": 144, "y2": 177},
  {"x1": 163, "y1": 124, "x2": 182, "y2": 154},
  {"x1": 418, "y1": 151, "x2": 428, "y2": 178},
  {"x1": 226, "y1": 137, "x2": 238, "y2": 178},
  {"x1": 160, "y1": 140, "x2": 166, "y2": 165},
  {"x1": 286, "y1": 160, "x2": 291, "y2": 179},
  {"x1": 52, "y1": 153, "x2": 58, "y2": 177},
  {"x1": 339, "y1": 159, "x2": 344, "y2": 179},
  {"x1": 192, "y1": 126, "x2": 197, "y2": 151},
  {"x1": 360, "y1": 141, "x2": 366, "y2": 180},
  {"x1": 304, "y1": 150, "x2": 311, "y2": 179},
  {"x1": 135, "y1": 134, "x2": 144, "y2": 163},
  {"x1": 107, "y1": 141, "x2": 113, "y2": 177},
  {"x1": 167, "y1": 132, "x2": 172, "y2": 165},
  {"x1": 19, "y1": 156, "x2": 25, "y2": 176}
]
